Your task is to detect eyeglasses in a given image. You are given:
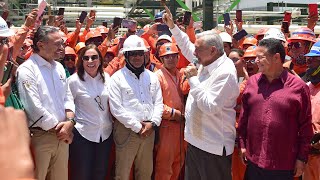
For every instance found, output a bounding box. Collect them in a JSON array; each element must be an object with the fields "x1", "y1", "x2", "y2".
[
  {"x1": 288, "y1": 42, "x2": 303, "y2": 49},
  {"x1": 128, "y1": 51, "x2": 145, "y2": 57},
  {"x1": 64, "y1": 56, "x2": 75, "y2": 61},
  {"x1": 0, "y1": 38, "x2": 9, "y2": 46},
  {"x1": 83, "y1": 55, "x2": 99, "y2": 61},
  {"x1": 94, "y1": 96, "x2": 105, "y2": 111},
  {"x1": 163, "y1": 54, "x2": 178, "y2": 60},
  {"x1": 245, "y1": 59, "x2": 256, "y2": 64}
]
